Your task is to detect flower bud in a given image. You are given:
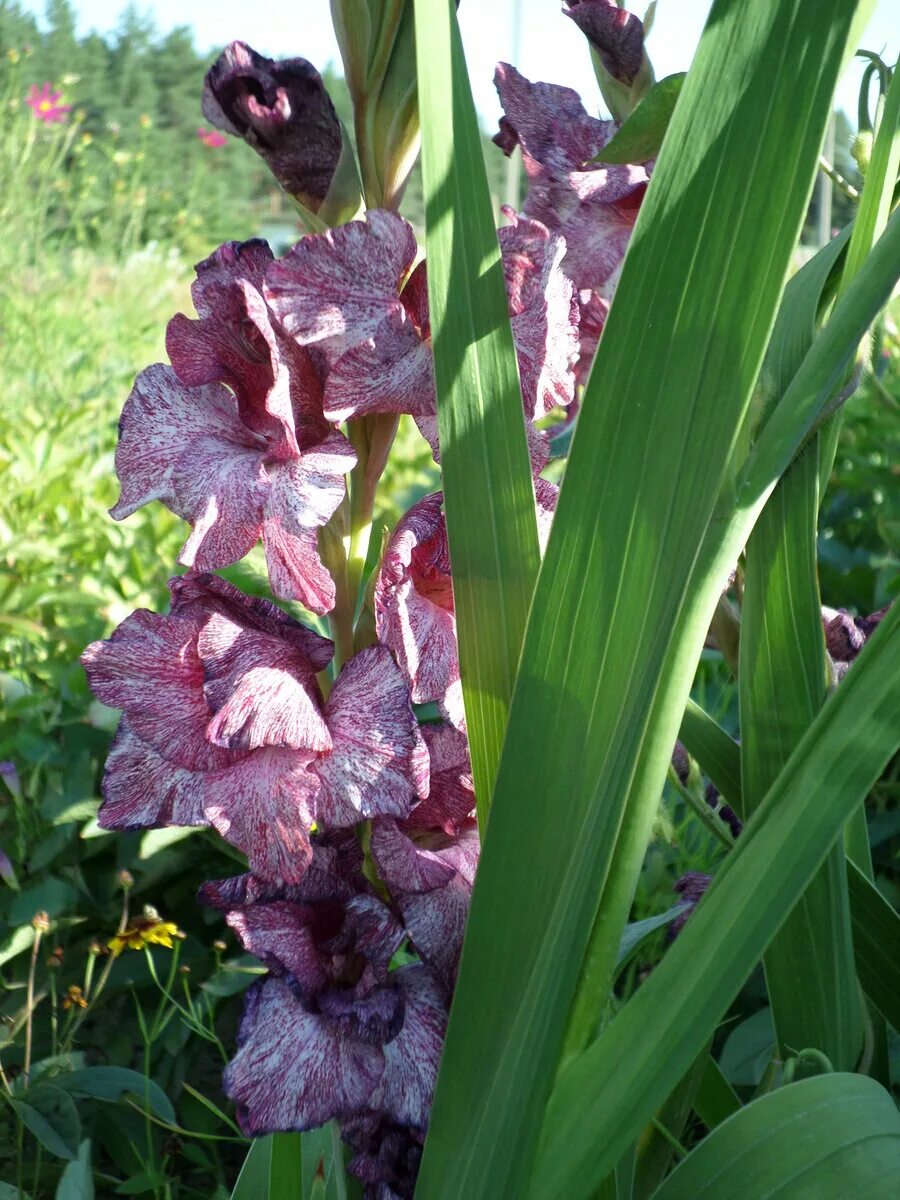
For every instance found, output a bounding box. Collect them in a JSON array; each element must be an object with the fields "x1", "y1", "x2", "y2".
[
  {"x1": 212, "y1": 939, "x2": 227, "y2": 953},
  {"x1": 32, "y1": 911, "x2": 50, "y2": 933},
  {"x1": 117, "y1": 868, "x2": 134, "y2": 890},
  {"x1": 331, "y1": 0, "x2": 420, "y2": 208},
  {"x1": 202, "y1": 41, "x2": 362, "y2": 227},
  {"x1": 563, "y1": 0, "x2": 655, "y2": 122}
]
